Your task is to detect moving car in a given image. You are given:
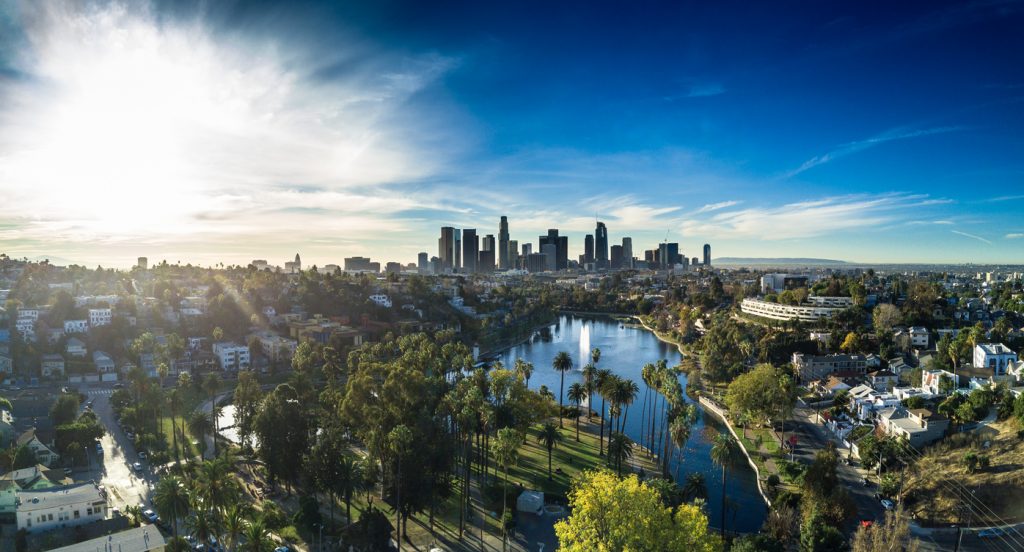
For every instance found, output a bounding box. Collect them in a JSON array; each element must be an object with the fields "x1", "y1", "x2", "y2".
[{"x1": 880, "y1": 499, "x2": 895, "y2": 511}]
